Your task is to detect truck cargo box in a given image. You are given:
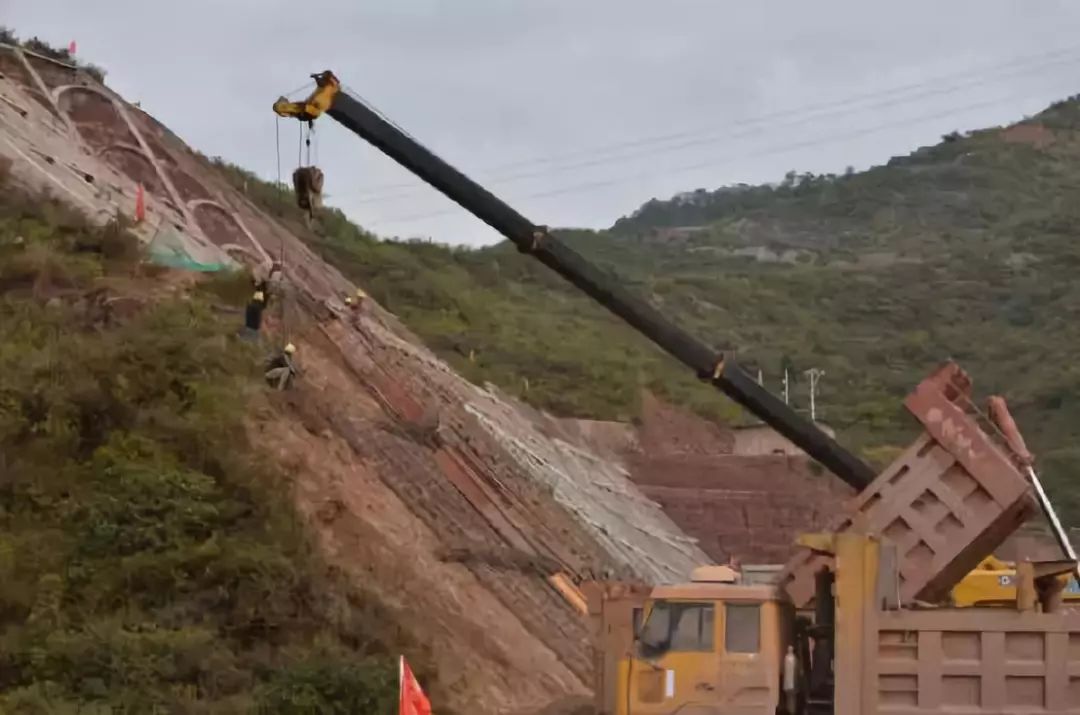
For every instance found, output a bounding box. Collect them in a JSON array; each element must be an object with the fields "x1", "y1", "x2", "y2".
[
  {"x1": 782, "y1": 362, "x2": 1037, "y2": 608},
  {"x1": 830, "y1": 533, "x2": 1080, "y2": 715}
]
